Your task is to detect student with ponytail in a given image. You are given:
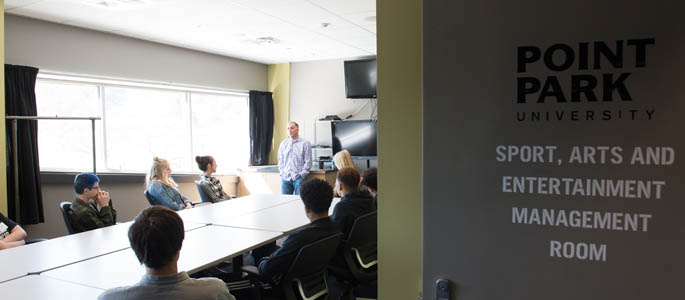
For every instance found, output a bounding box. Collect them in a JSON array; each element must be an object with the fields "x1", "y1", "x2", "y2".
[{"x1": 195, "y1": 155, "x2": 231, "y2": 203}]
